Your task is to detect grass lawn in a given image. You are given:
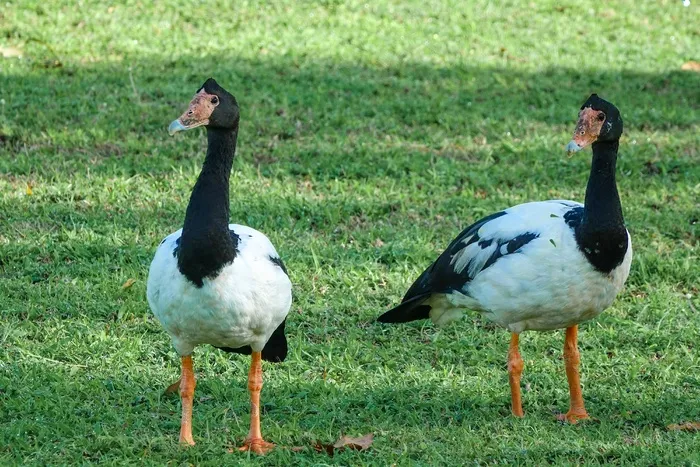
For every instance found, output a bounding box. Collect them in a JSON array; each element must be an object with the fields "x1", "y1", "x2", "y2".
[{"x1": 1, "y1": 0, "x2": 699, "y2": 464}]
